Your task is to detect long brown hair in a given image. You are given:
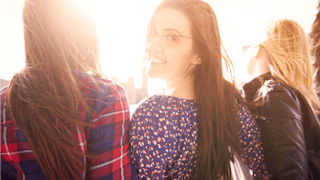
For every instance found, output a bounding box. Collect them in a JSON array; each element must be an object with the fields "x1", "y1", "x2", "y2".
[
  {"x1": 146, "y1": 0, "x2": 243, "y2": 179},
  {"x1": 309, "y1": 6, "x2": 320, "y2": 88},
  {"x1": 6, "y1": 0, "x2": 102, "y2": 179},
  {"x1": 309, "y1": 2, "x2": 320, "y2": 57}
]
